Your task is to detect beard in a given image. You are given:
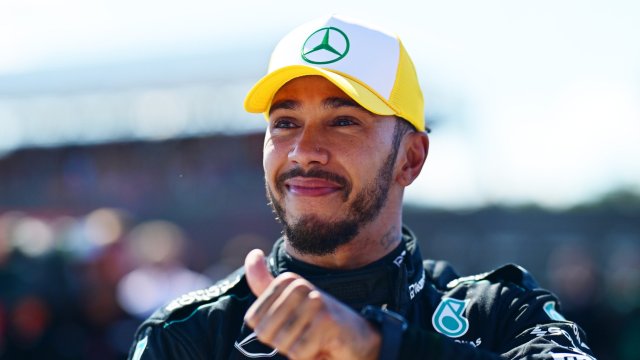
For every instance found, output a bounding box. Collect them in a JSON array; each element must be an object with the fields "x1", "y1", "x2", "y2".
[{"x1": 266, "y1": 145, "x2": 399, "y2": 256}]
